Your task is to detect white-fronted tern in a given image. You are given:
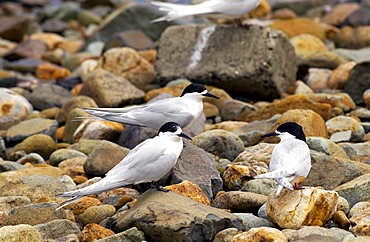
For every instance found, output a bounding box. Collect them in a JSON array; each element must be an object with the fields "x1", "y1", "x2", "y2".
[
  {"x1": 254, "y1": 122, "x2": 311, "y2": 195},
  {"x1": 151, "y1": 0, "x2": 262, "y2": 24},
  {"x1": 56, "y1": 122, "x2": 191, "y2": 209},
  {"x1": 79, "y1": 83, "x2": 219, "y2": 131}
]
